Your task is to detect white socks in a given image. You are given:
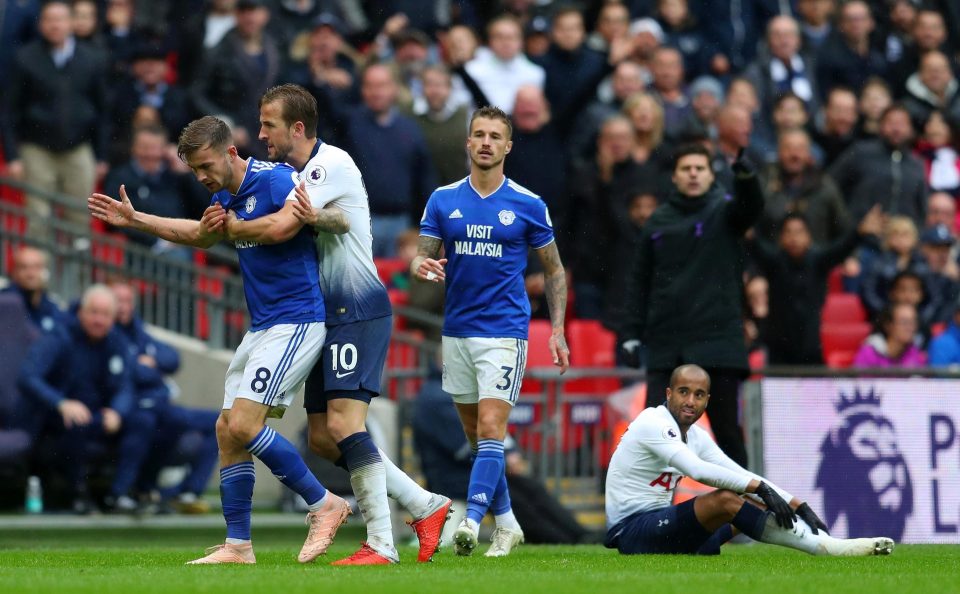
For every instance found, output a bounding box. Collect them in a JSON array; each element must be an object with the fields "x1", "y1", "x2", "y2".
[
  {"x1": 349, "y1": 459, "x2": 395, "y2": 556},
  {"x1": 379, "y1": 448, "x2": 433, "y2": 519}
]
